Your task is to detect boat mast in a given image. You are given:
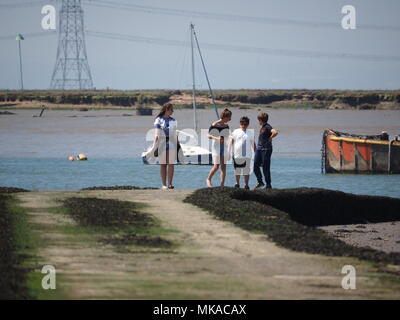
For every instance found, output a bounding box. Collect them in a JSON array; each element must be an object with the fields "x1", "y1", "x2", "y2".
[
  {"x1": 192, "y1": 25, "x2": 219, "y2": 119},
  {"x1": 190, "y1": 23, "x2": 197, "y2": 132}
]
